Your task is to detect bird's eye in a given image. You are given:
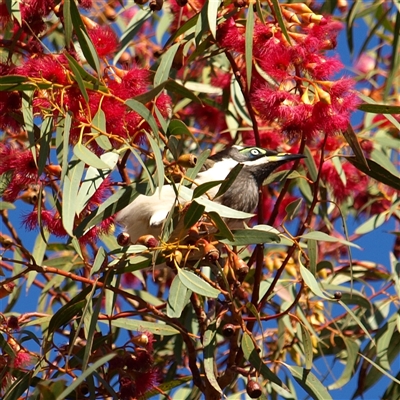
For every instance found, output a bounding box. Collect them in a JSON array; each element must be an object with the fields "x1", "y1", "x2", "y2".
[{"x1": 250, "y1": 148, "x2": 260, "y2": 156}]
